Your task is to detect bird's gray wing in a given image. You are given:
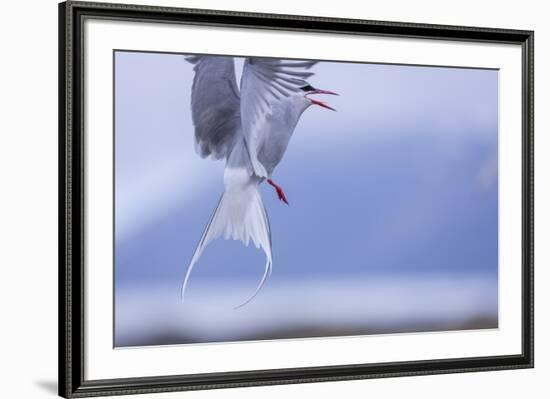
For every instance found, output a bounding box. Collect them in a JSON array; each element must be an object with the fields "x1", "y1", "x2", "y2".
[
  {"x1": 185, "y1": 55, "x2": 241, "y2": 160},
  {"x1": 240, "y1": 58, "x2": 316, "y2": 177}
]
